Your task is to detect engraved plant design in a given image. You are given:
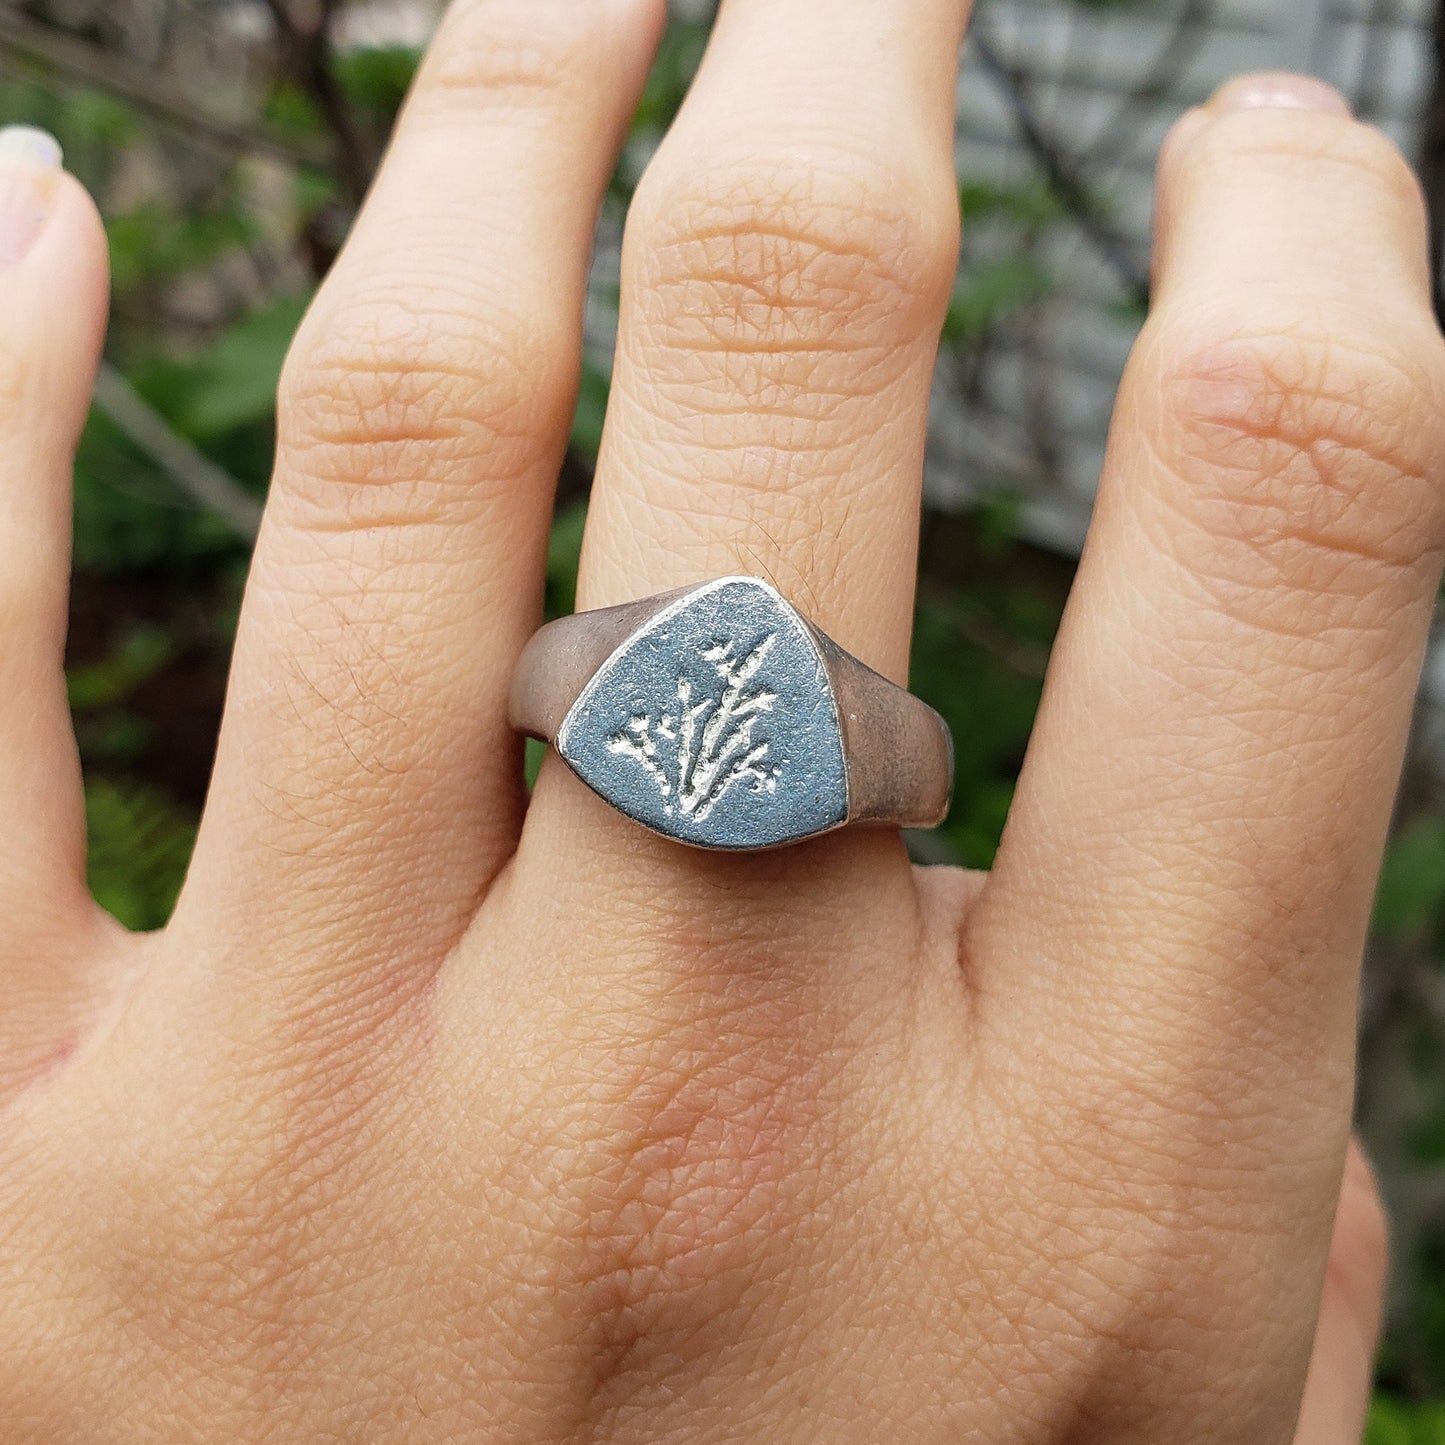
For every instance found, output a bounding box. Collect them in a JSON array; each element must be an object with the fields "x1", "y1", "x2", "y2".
[{"x1": 607, "y1": 633, "x2": 783, "y2": 824}]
